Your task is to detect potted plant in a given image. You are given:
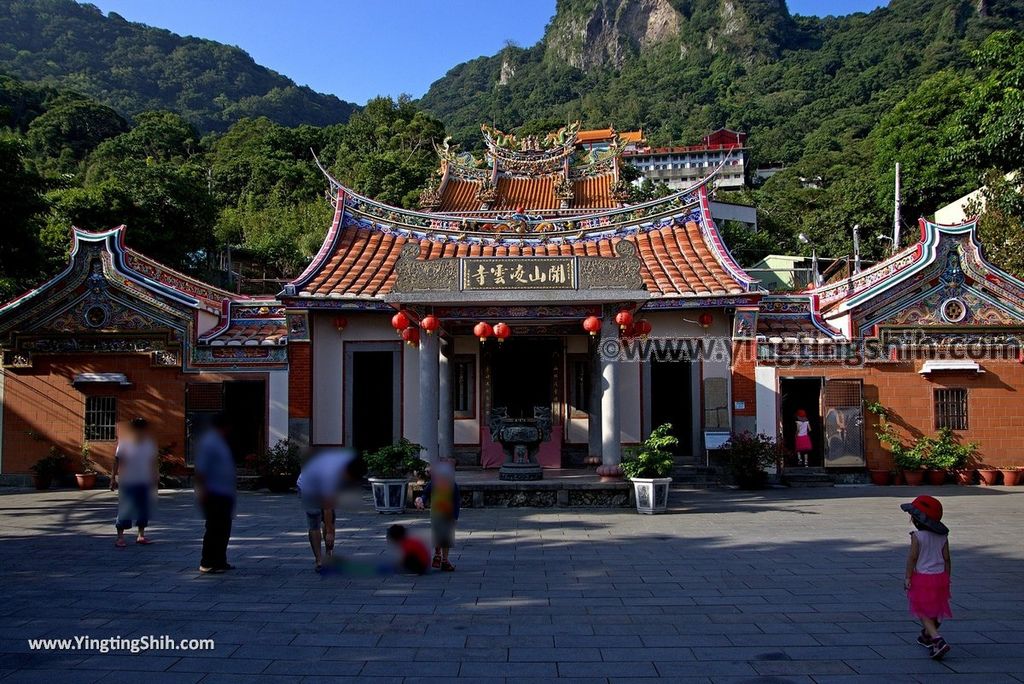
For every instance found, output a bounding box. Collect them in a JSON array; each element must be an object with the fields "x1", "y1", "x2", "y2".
[
  {"x1": 621, "y1": 423, "x2": 677, "y2": 514},
  {"x1": 30, "y1": 448, "x2": 67, "y2": 490},
  {"x1": 260, "y1": 439, "x2": 302, "y2": 493},
  {"x1": 926, "y1": 428, "x2": 976, "y2": 487},
  {"x1": 75, "y1": 442, "x2": 98, "y2": 490},
  {"x1": 364, "y1": 439, "x2": 423, "y2": 513},
  {"x1": 868, "y1": 468, "x2": 891, "y2": 486},
  {"x1": 1001, "y1": 467, "x2": 1021, "y2": 486},
  {"x1": 978, "y1": 466, "x2": 1001, "y2": 486},
  {"x1": 721, "y1": 432, "x2": 776, "y2": 490}
]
